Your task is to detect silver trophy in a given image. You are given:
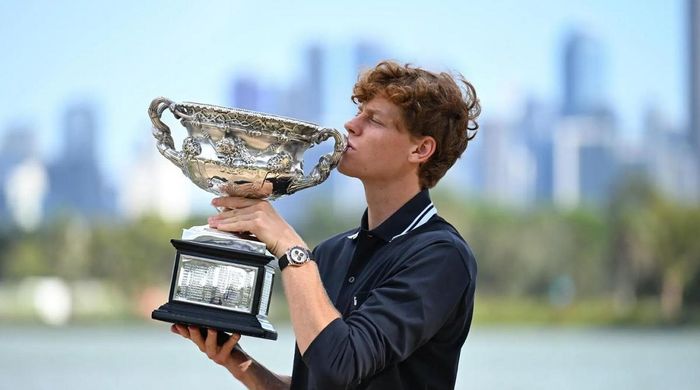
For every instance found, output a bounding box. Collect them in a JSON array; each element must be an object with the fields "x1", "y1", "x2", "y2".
[
  {"x1": 149, "y1": 97, "x2": 346, "y2": 340},
  {"x1": 148, "y1": 97, "x2": 346, "y2": 198}
]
